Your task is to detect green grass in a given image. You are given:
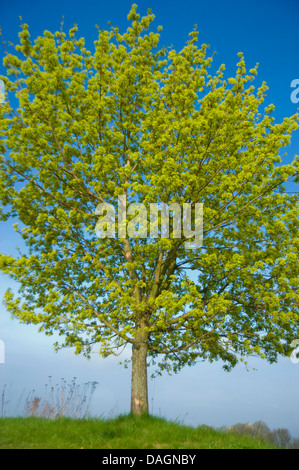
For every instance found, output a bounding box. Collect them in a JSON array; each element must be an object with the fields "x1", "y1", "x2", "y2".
[{"x1": 0, "y1": 414, "x2": 279, "y2": 449}]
